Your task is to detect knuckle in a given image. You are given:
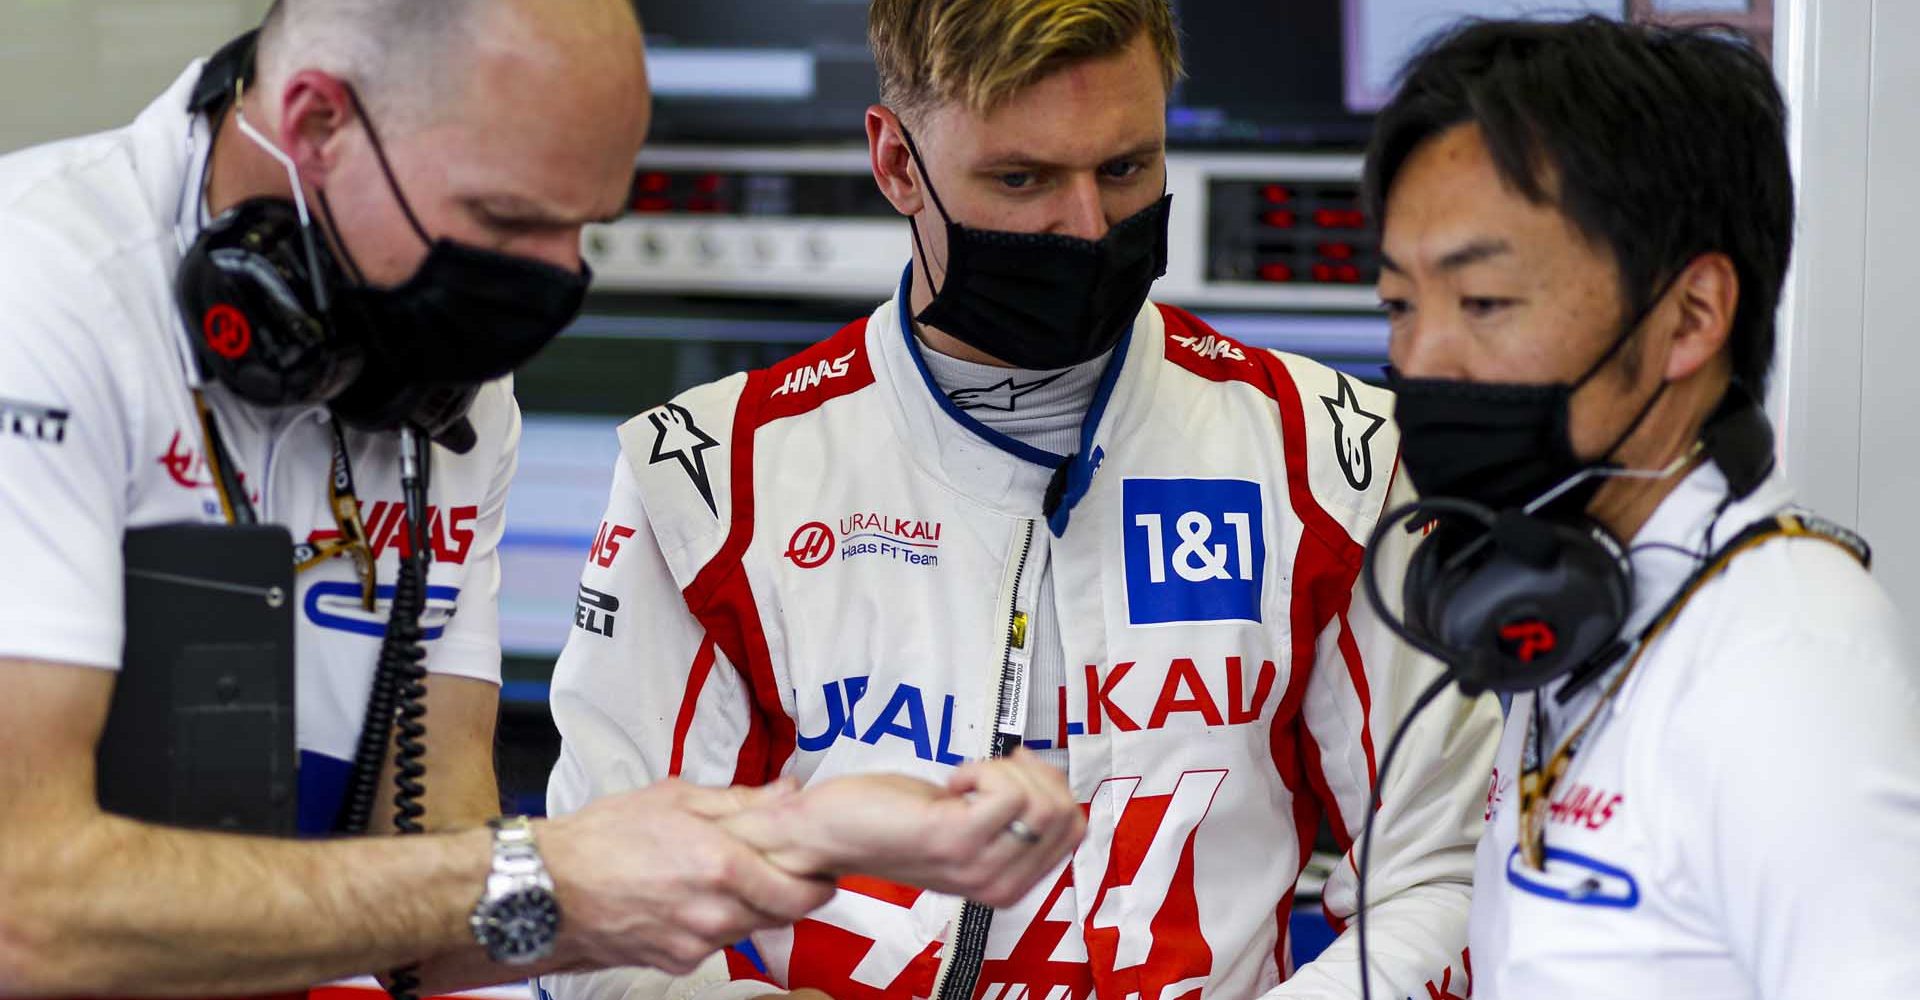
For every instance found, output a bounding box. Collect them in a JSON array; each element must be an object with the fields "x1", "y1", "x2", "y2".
[
  {"x1": 665, "y1": 936, "x2": 711, "y2": 972},
  {"x1": 686, "y1": 907, "x2": 739, "y2": 942}
]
